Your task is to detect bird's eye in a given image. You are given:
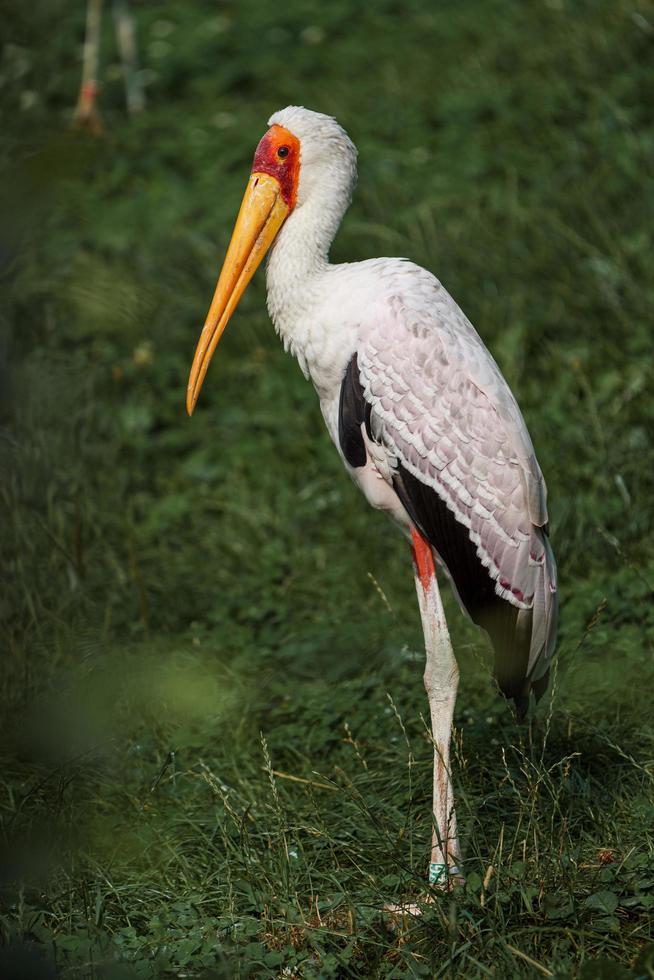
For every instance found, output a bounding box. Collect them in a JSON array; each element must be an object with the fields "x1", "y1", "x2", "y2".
[{"x1": 277, "y1": 146, "x2": 290, "y2": 159}]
